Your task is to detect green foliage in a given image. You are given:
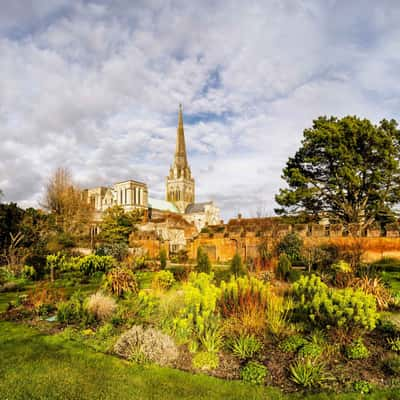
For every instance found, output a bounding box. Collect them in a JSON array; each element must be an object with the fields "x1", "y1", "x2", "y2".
[
  {"x1": 159, "y1": 248, "x2": 167, "y2": 270},
  {"x1": 152, "y1": 270, "x2": 175, "y2": 290},
  {"x1": 332, "y1": 260, "x2": 352, "y2": 274},
  {"x1": 99, "y1": 205, "x2": 141, "y2": 245},
  {"x1": 265, "y1": 293, "x2": 292, "y2": 337},
  {"x1": 173, "y1": 272, "x2": 220, "y2": 343},
  {"x1": 196, "y1": 247, "x2": 211, "y2": 274},
  {"x1": 78, "y1": 254, "x2": 116, "y2": 276},
  {"x1": 199, "y1": 326, "x2": 223, "y2": 353},
  {"x1": 277, "y1": 233, "x2": 303, "y2": 263},
  {"x1": 229, "y1": 253, "x2": 246, "y2": 278},
  {"x1": 275, "y1": 116, "x2": 400, "y2": 226},
  {"x1": 95, "y1": 243, "x2": 129, "y2": 261},
  {"x1": 353, "y1": 380, "x2": 372, "y2": 394},
  {"x1": 383, "y1": 353, "x2": 400, "y2": 375},
  {"x1": 168, "y1": 265, "x2": 191, "y2": 281},
  {"x1": 192, "y1": 351, "x2": 219, "y2": 371},
  {"x1": 103, "y1": 267, "x2": 138, "y2": 297},
  {"x1": 289, "y1": 357, "x2": 329, "y2": 388},
  {"x1": 279, "y1": 335, "x2": 308, "y2": 353},
  {"x1": 22, "y1": 265, "x2": 36, "y2": 280},
  {"x1": 387, "y1": 337, "x2": 400, "y2": 352},
  {"x1": 240, "y1": 361, "x2": 268, "y2": 385},
  {"x1": 293, "y1": 274, "x2": 378, "y2": 332},
  {"x1": 298, "y1": 343, "x2": 323, "y2": 358},
  {"x1": 276, "y1": 254, "x2": 292, "y2": 281},
  {"x1": 57, "y1": 291, "x2": 87, "y2": 324},
  {"x1": 346, "y1": 338, "x2": 370, "y2": 360},
  {"x1": 229, "y1": 334, "x2": 262, "y2": 360}
]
